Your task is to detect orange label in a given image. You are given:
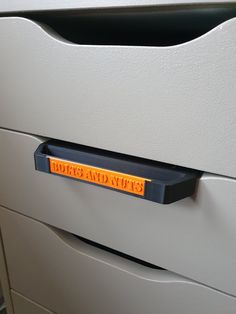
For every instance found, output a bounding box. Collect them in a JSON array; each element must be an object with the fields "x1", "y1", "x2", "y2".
[{"x1": 48, "y1": 158, "x2": 148, "y2": 196}]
